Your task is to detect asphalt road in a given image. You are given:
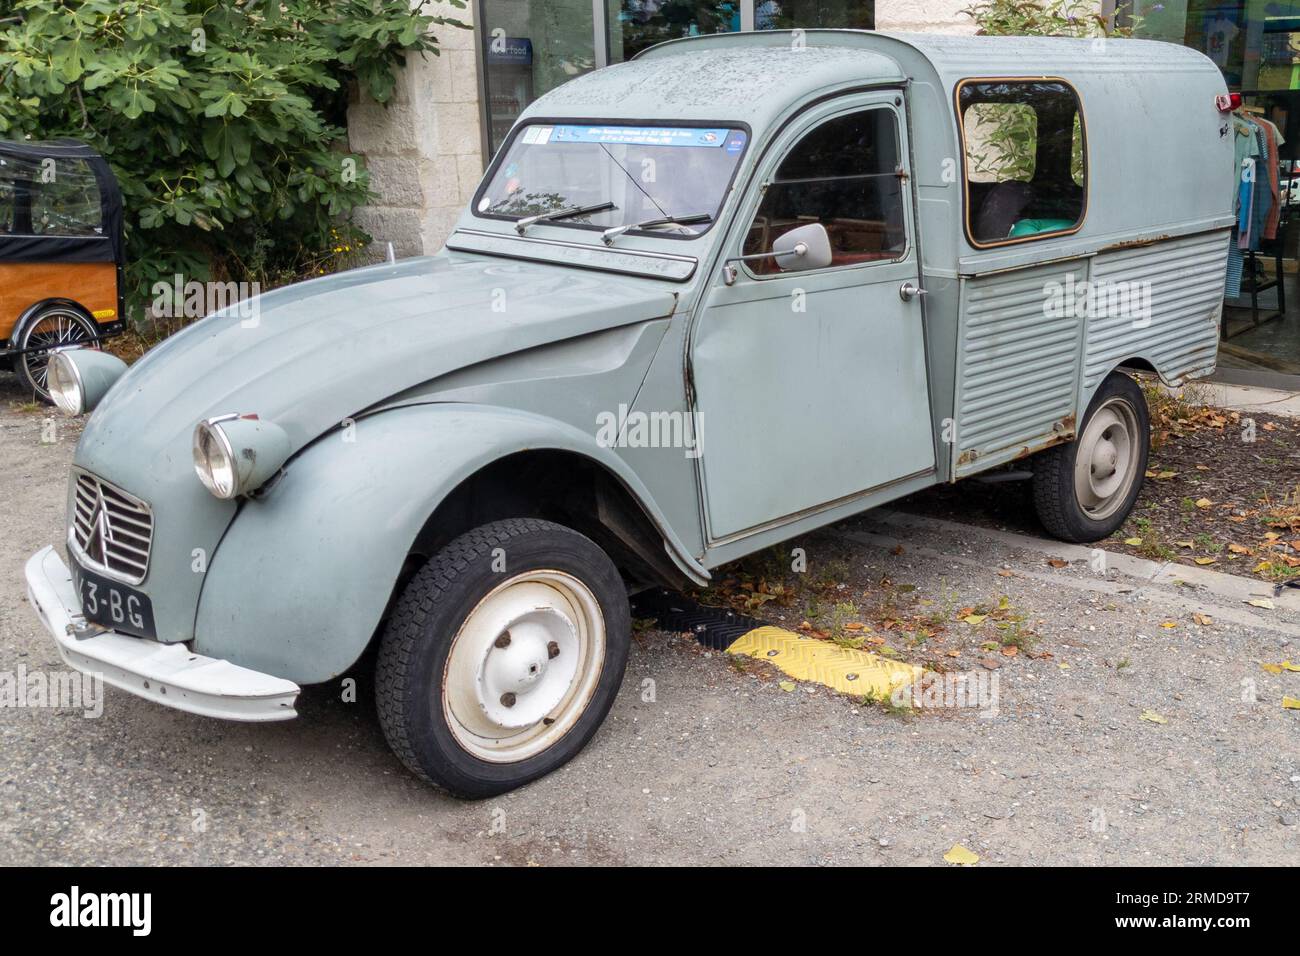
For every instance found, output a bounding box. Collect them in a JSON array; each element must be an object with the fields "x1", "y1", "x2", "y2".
[{"x1": 2, "y1": 384, "x2": 1298, "y2": 866}]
